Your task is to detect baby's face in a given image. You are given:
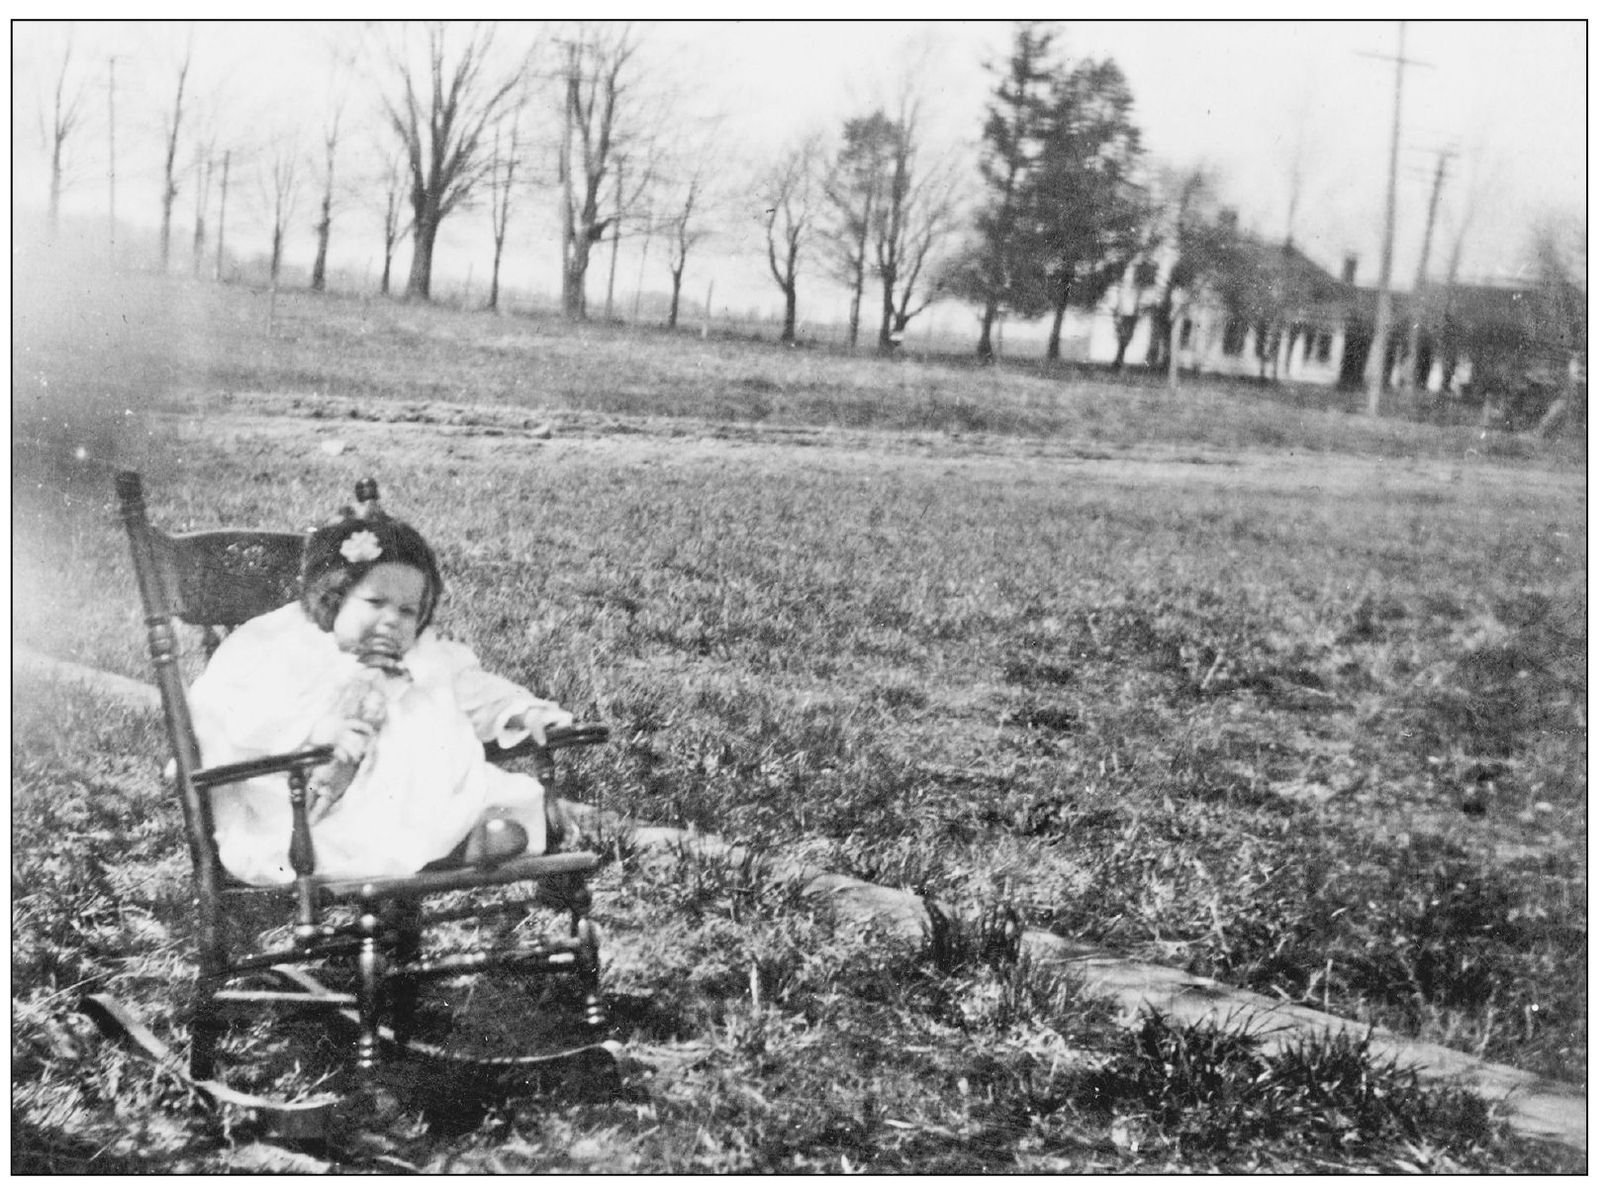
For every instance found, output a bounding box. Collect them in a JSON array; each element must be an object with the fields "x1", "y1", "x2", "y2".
[{"x1": 331, "y1": 562, "x2": 427, "y2": 657}]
